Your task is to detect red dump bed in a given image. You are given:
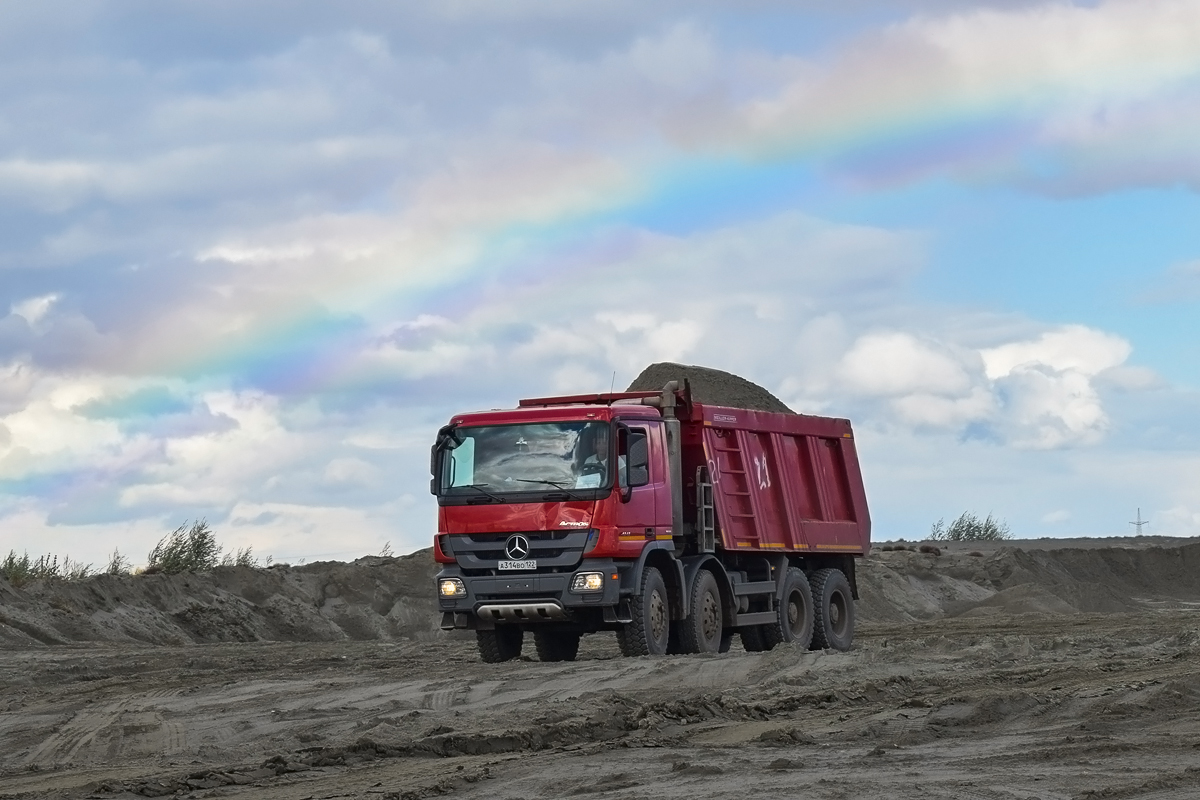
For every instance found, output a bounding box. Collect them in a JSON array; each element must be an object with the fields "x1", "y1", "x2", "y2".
[{"x1": 680, "y1": 403, "x2": 870, "y2": 555}]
